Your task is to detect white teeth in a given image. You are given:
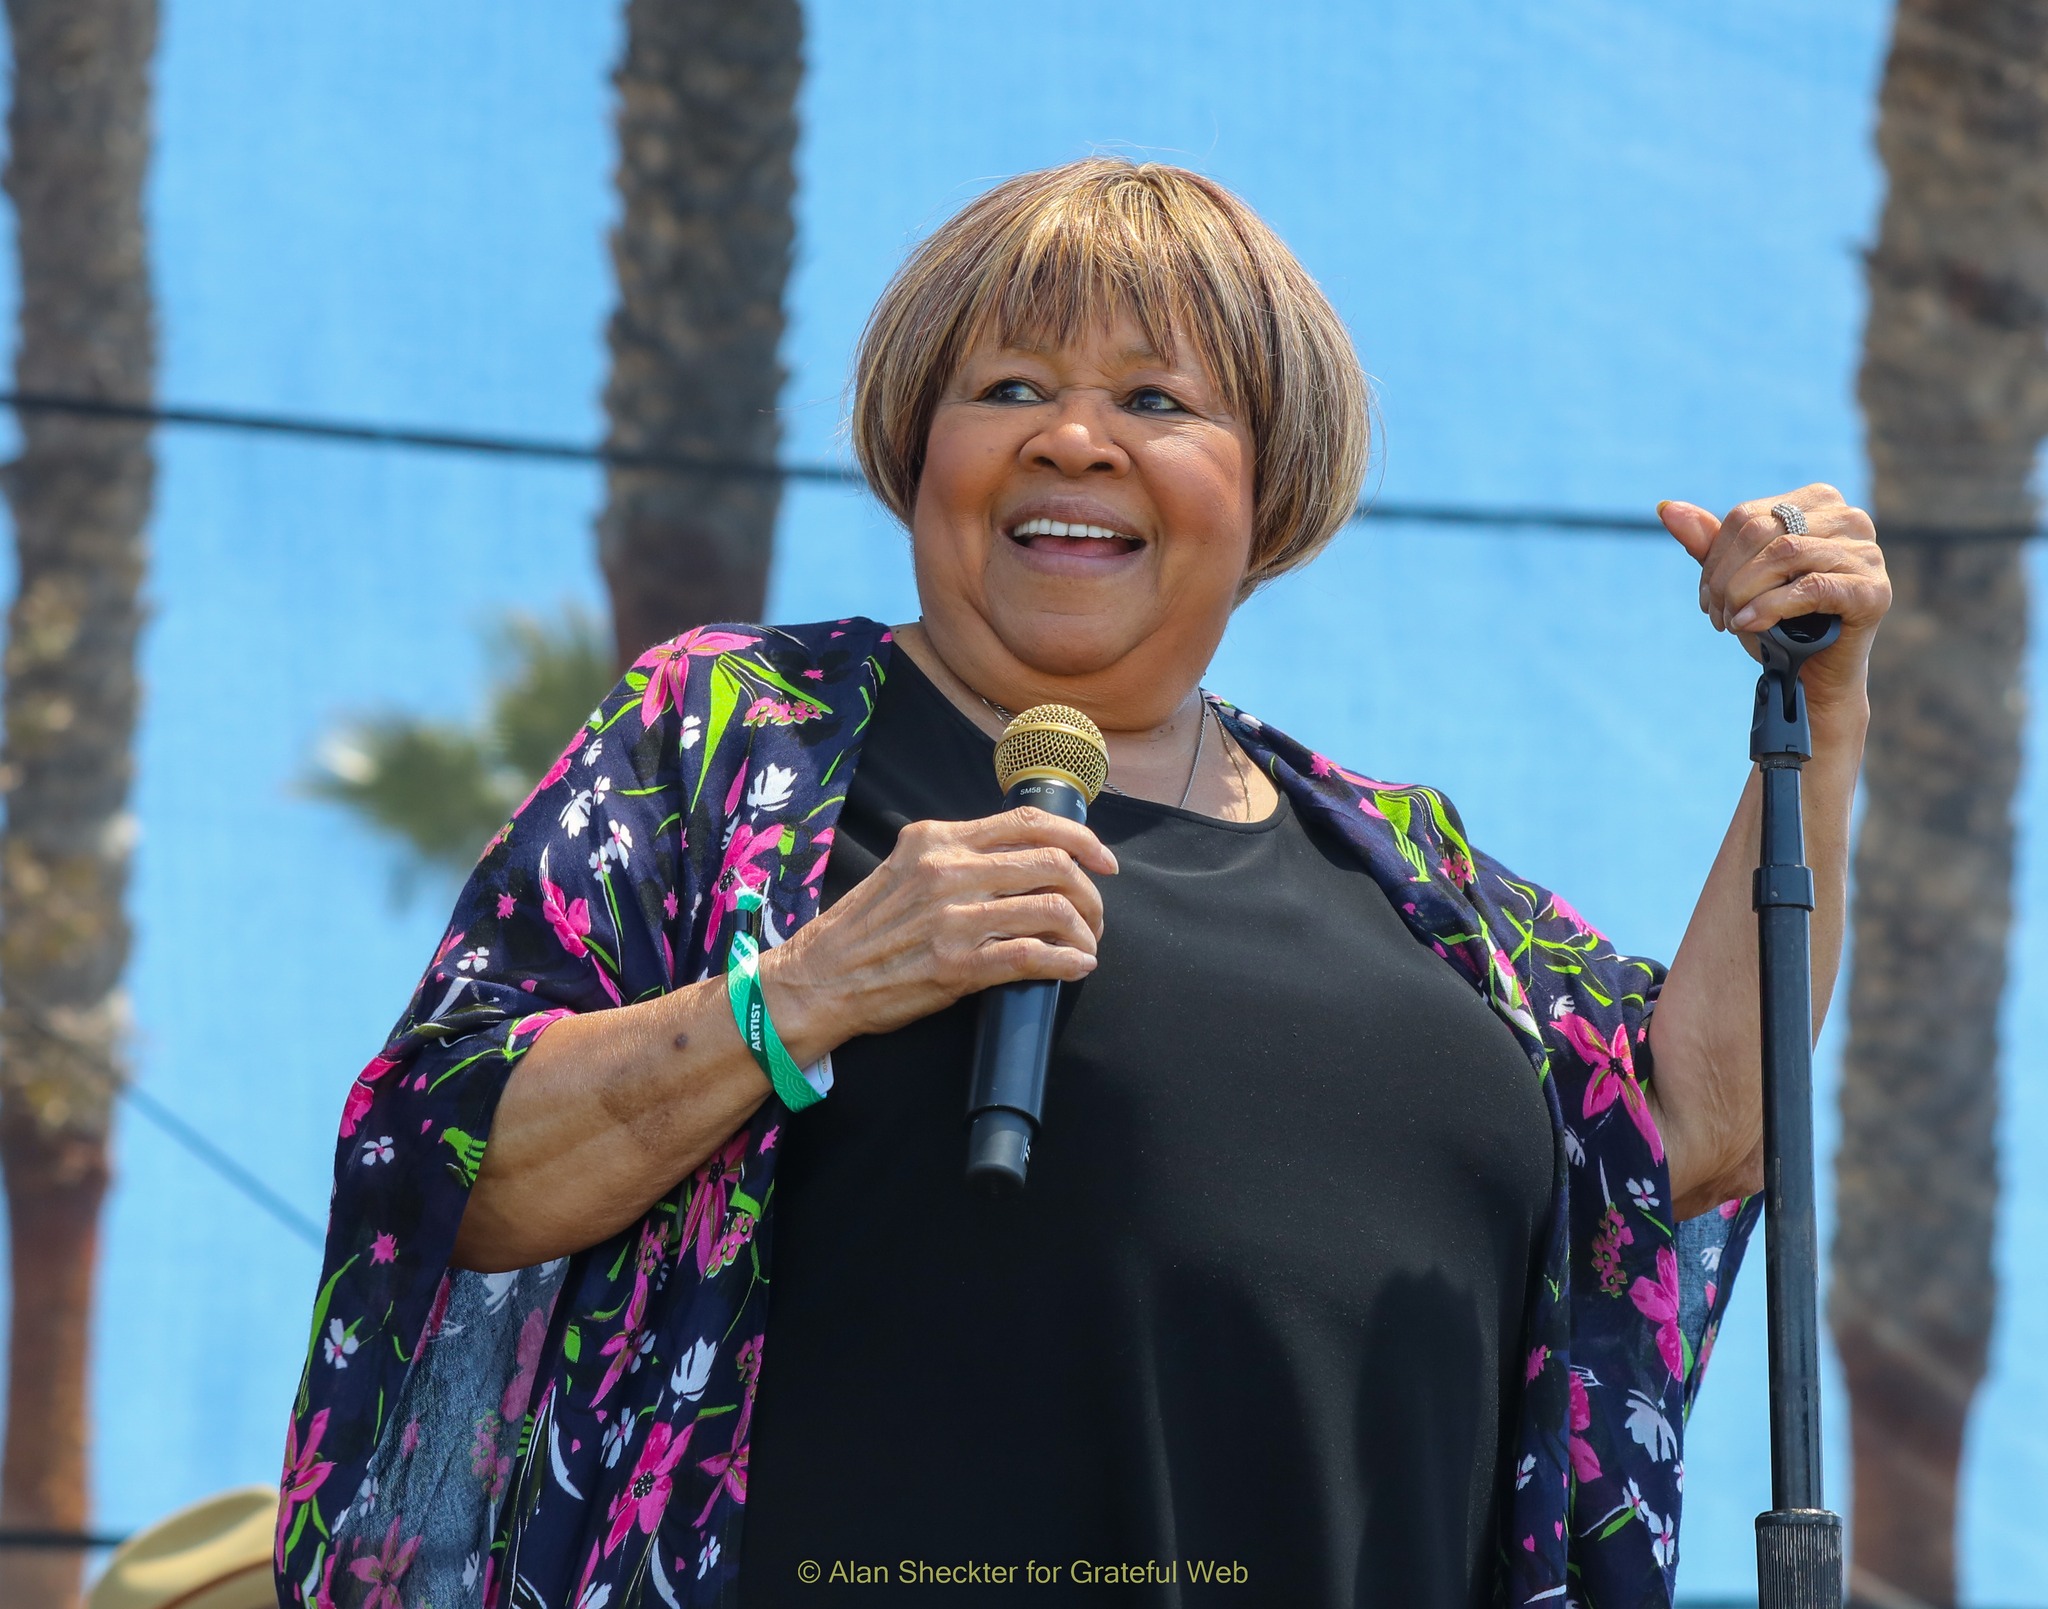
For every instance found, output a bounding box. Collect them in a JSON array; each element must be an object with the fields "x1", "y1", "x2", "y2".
[{"x1": 1011, "y1": 517, "x2": 1133, "y2": 542}]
